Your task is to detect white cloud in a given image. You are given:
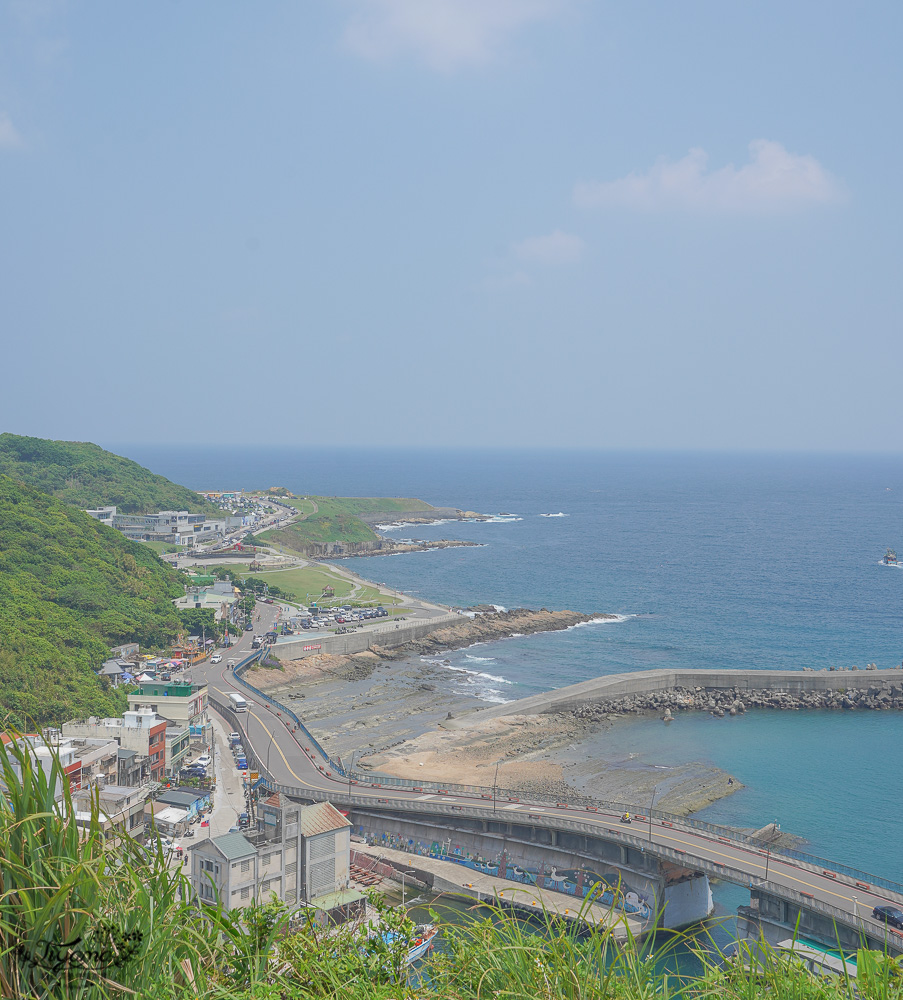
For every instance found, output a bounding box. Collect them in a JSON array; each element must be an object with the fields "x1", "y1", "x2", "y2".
[
  {"x1": 511, "y1": 229, "x2": 584, "y2": 264},
  {"x1": 0, "y1": 112, "x2": 24, "y2": 150},
  {"x1": 574, "y1": 140, "x2": 842, "y2": 213},
  {"x1": 342, "y1": 0, "x2": 562, "y2": 71}
]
